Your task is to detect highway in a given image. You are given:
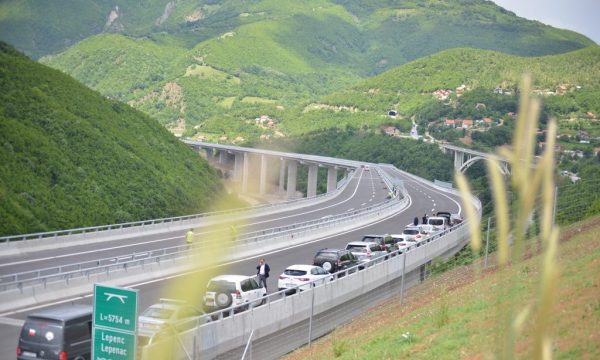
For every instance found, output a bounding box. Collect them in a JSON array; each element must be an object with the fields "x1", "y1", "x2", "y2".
[
  {"x1": 0, "y1": 168, "x2": 388, "y2": 277},
  {"x1": 0, "y1": 166, "x2": 463, "y2": 359}
]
